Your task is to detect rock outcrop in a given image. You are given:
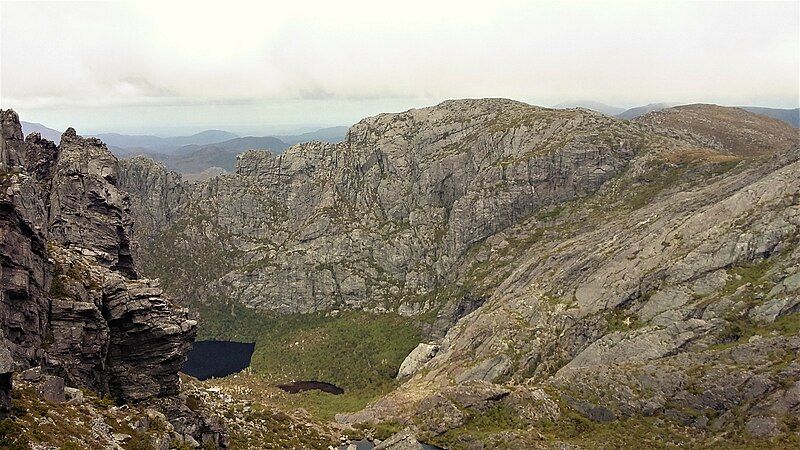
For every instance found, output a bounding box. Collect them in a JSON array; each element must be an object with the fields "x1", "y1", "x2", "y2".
[
  {"x1": 396, "y1": 343, "x2": 439, "y2": 379},
  {"x1": 374, "y1": 429, "x2": 424, "y2": 450},
  {"x1": 0, "y1": 109, "x2": 226, "y2": 447}
]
